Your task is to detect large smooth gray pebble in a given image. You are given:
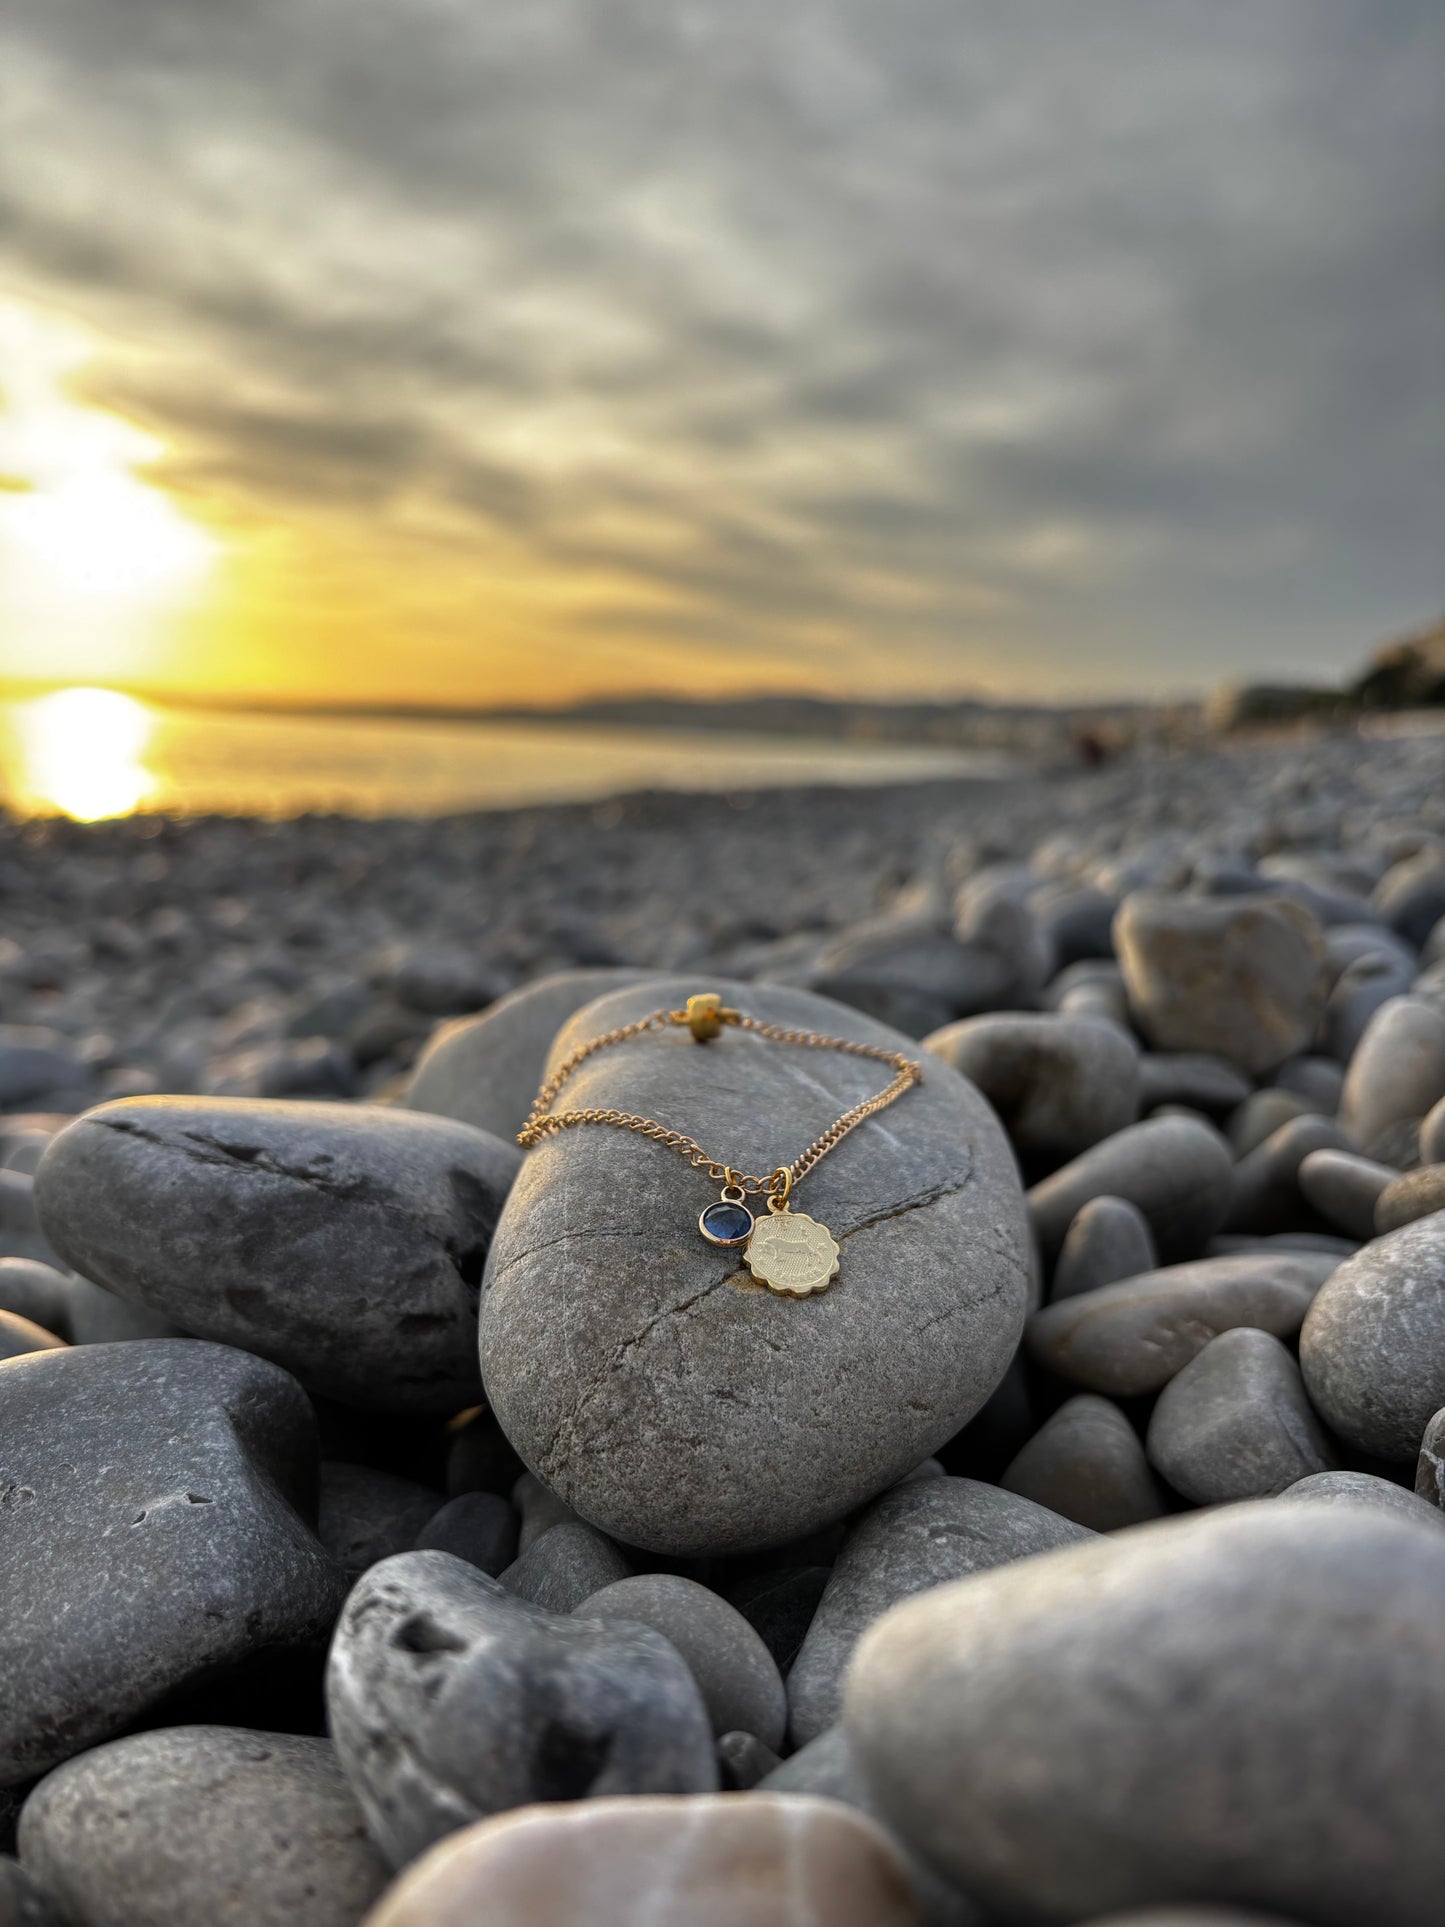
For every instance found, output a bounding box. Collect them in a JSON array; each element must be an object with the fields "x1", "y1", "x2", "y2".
[
  {"x1": 847, "y1": 1504, "x2": 1445, "y2": 1927},
  {"x1": 1297, "y1": 1148, "x2": 1395, "y2": 1240},
  {"x1": 1224, "y1": 1115, "x2": 1353, "y2": 1235},
  {"x1": 1339, "y1": 997, "x2": 1445, "y2": 1151},
  {"x1": 18, "y1": 1728, "x2": 387, "y2": 1927},
  {"x1": 1029, "y1": 1117, "x2": 1233, "y2": 1265},
  {"x1": 498, "y1": 1520, "x2": 631, "y2": 1612},
  {"x1": 1300, "y1": 1214, "x2": 1445, "y2": 1459},
  {"x1": 922, "y1": 1013, "x2": 1139, "y2": 1163},
  {"x1": 788, "y1": 1476, "x2": 1091, "y2": 1745},
  {"x1": 1373, "y1": 848, "x2": 1445, "y2": 947},
  {"x1": 319, "y1": 1463, "x2": 444, "y2": 1580},
  {"x1": 1051, "y1": 1197, "x2": 1158, "y2": 1301},
  {"x1": 1146, "y1": 1329, "x2": 1336, "y2": 1503},
  {"x1": 1002, "y1": 1394, "x2": 1166, "y2": 1530},
  {"x1": 1138, "y1": 1054, "x2": 1252, "y2": 1118},
  {"x1": 482, "y1": 979, "x2": 1030, "y2": 1556},
  {"x1": 1027, "y1": 1252, "x2": 1335, "y2": 1396},
  {"x1": 326, "y1": 1550, "x2": 716, "y2": 1869},
  {"x1": 1421, "y1": 1095, "x2": 1445, "y2": 1165},
  {"x1": 1279, "y1": 1470, "x2": 1445, "y2": 1530},
  {"x1": 35, "y1": 1098, "x2": 521, "y2": 1414},
  {"x1": 579, "y1": 1573, "x2": 787, "y2": 1751}
]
